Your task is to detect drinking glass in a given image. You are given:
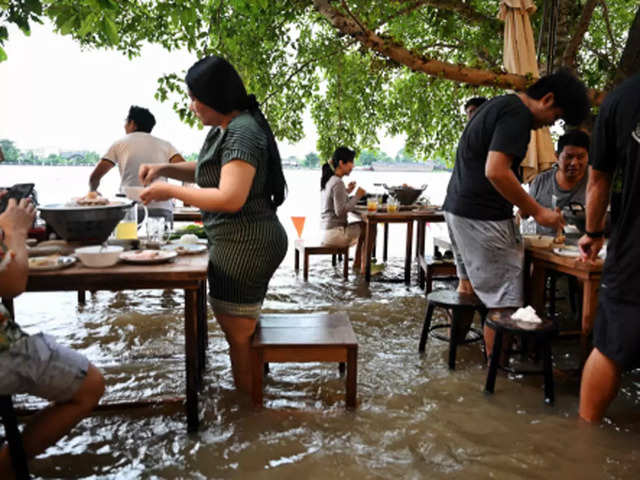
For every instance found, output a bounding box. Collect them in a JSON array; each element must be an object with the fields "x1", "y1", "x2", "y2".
[
  {"x1": 367, "y1": 195, "x2": 380, "y2": 212},
  {"x1": 145, "y1": 217, "x2": 169, "y2": 248},
  {"x1": 386, "y1": 197, "x2": 399, "y2": 213},
  {"x1": 291, "y1": 216, "x2": 306, "y2": 238}
]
